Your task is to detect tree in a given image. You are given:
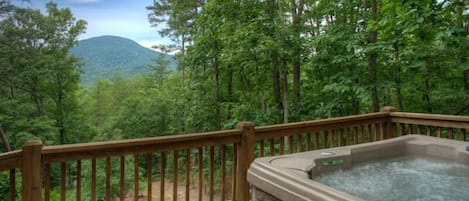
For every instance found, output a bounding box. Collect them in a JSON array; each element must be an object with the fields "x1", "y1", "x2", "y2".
[{"x1": 0, "y1": 2, "x2": 86, "y2": 147}]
